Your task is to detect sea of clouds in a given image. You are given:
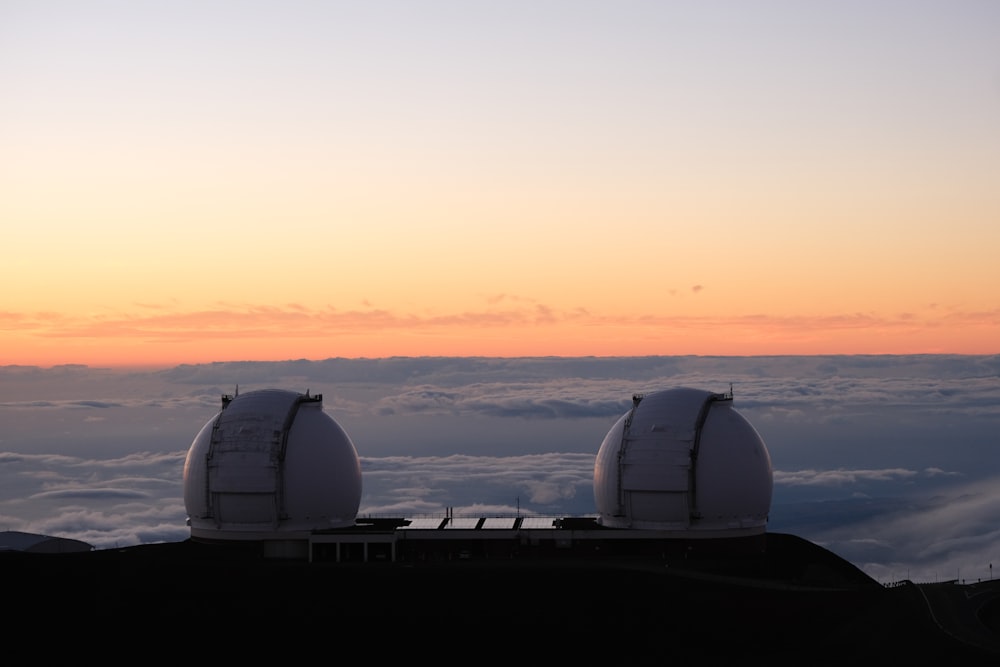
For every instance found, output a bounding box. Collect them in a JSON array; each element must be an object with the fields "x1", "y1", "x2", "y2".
[{"x1": 2, "y1": 355, "x2": 998, "y2": 584}]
